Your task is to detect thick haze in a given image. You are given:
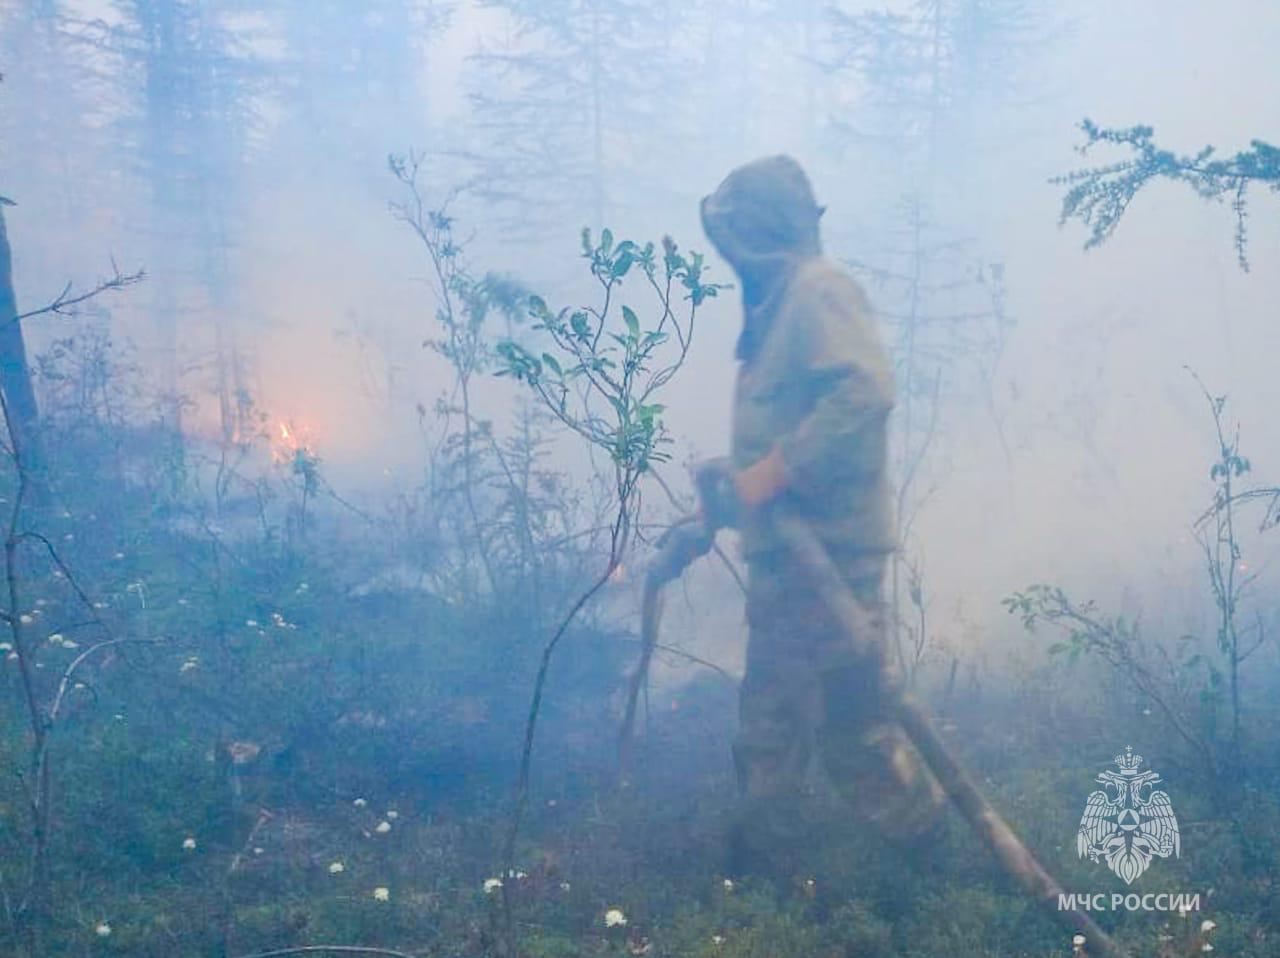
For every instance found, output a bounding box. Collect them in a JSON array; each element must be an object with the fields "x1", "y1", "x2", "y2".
[{"x1": 2, "y1": 0, "x2": 1277, "y2": 671}]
